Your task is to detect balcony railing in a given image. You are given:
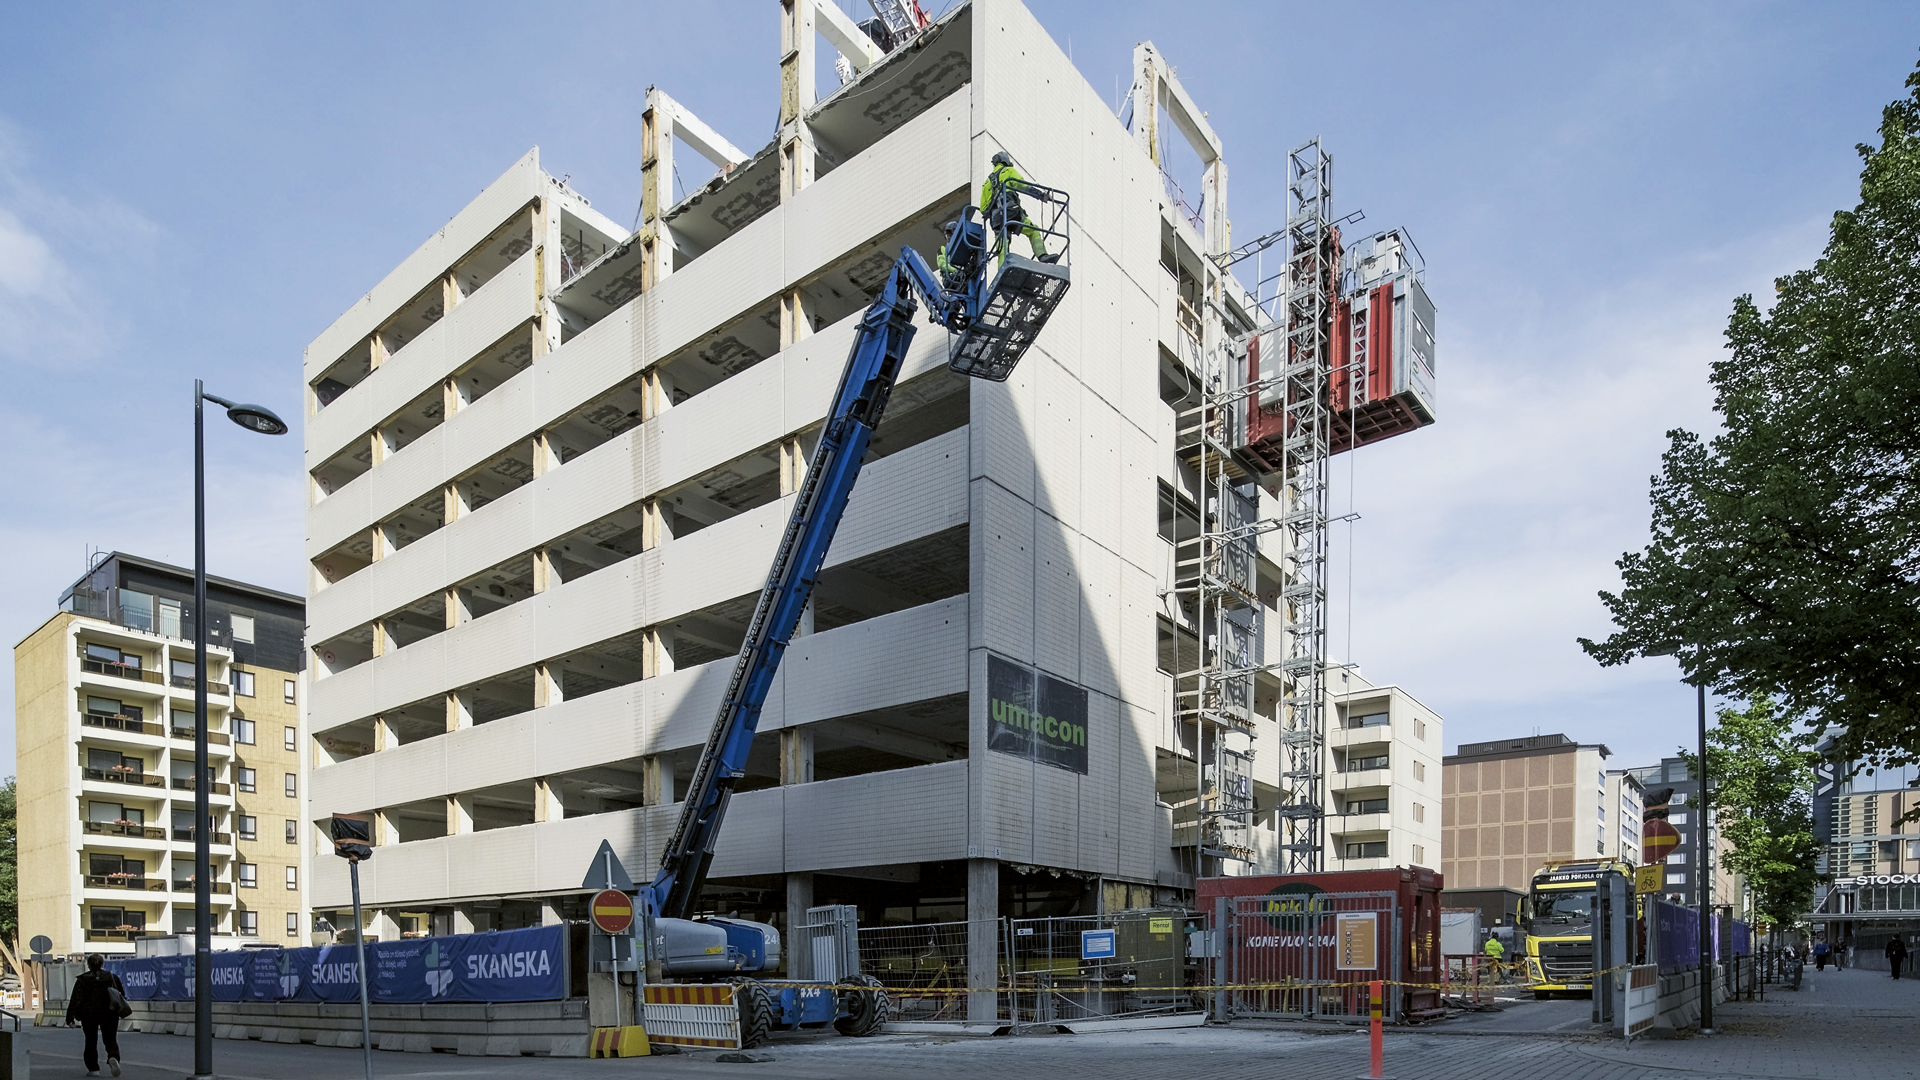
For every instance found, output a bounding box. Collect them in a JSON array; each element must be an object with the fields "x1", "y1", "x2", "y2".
[
  {"x1": 170, "y1": 880, "x2": 234, "y2": 894},
  {"x1": 84, "y1": 875, "x2": 165, "y2": 892},
  {"x1": 171, "y1": 828, "x2": 232, "y2": 845},
  {"x1": 83, "y1": 712, "x2": 164, "y2": 737},
  {"x1": 84, "y1": 928, "x2": 155, "y2": 942},
  {"x1": 80, "y1": 657, "x2": 164, "y2": 684},
  {"x1": 170, "y1": 676, "x2": 231, "y2": 696},
  {"x1": 83, "y1": 820, "x2": 167, "y2": 841},
  {"x1": 82, "y1": 767, "x2": 165, "y2": 788},
  {"x1": 170, "y1": 728, "x2": 231, "y2": 746},
  {"x1": 170, "y1": 778, "x2": 232, "y2": 796}
]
